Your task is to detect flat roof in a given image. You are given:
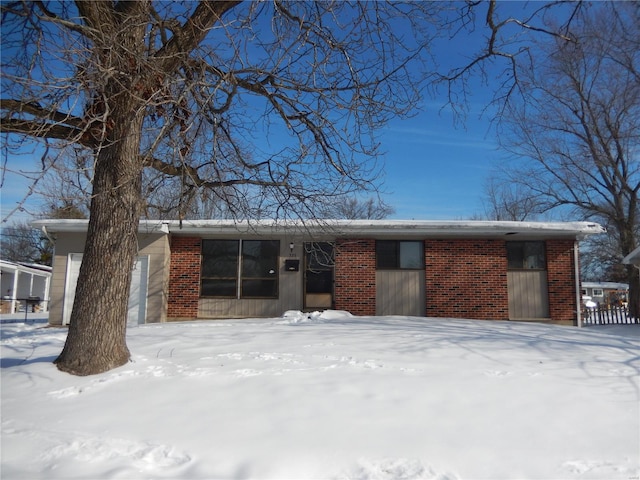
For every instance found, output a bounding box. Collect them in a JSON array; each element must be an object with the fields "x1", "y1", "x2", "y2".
[
  {"x1": 581, "y1": 282, "x2": 628, "y2": 290},
  {"x1": 32, "y1": 219, "x2": 605, "y2": 240},
  {"x1": 0, "y1": 259, "x2": 52, "y2": 277}
]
